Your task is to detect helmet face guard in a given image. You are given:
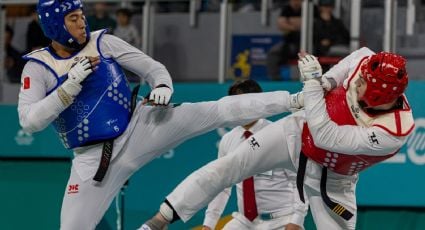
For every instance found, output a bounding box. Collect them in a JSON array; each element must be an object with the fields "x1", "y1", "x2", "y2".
[
  {"x1": 37, "y1": 0, "x2": 90, "y2": 49},
  {"x1": 359, "y1": 52, "x2": 408, "y2": 107}
]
